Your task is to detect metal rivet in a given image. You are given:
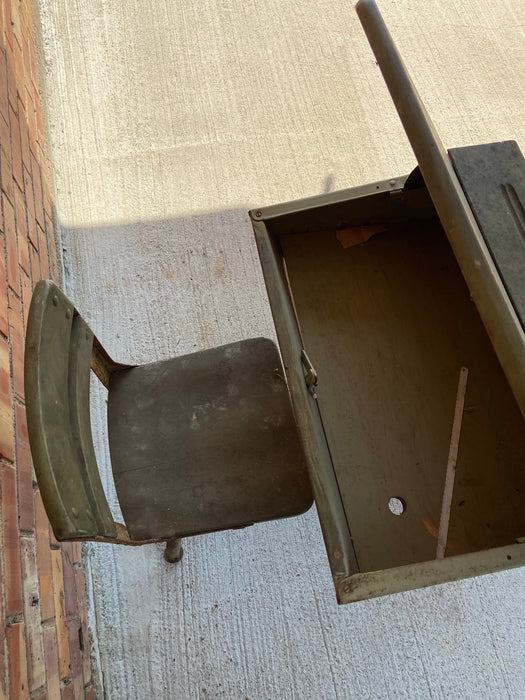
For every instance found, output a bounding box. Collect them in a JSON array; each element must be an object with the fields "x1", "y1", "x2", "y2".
[
  {"x1": 389, "y1": 179, "x2": 396, "y2": 187},
  {"x1": 65, "y1": 308, "x2": 72, "y2": 319},
  {"x1": 52, "y1": 295, "x2": 59, "y2": 306},
  {"x1": 254, "y1": 210, "x2": 262, "y2": 218}
]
